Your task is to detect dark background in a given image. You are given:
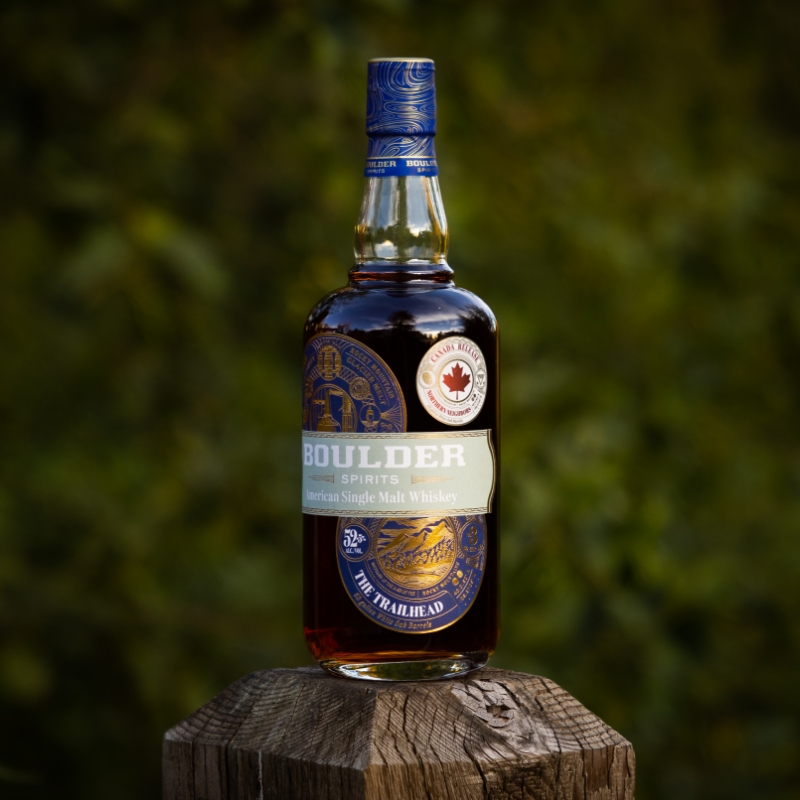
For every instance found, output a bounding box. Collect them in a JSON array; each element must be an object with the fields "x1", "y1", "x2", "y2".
[{"x1": 2, "y1": 1, "x2": 799, "y2": 798}]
